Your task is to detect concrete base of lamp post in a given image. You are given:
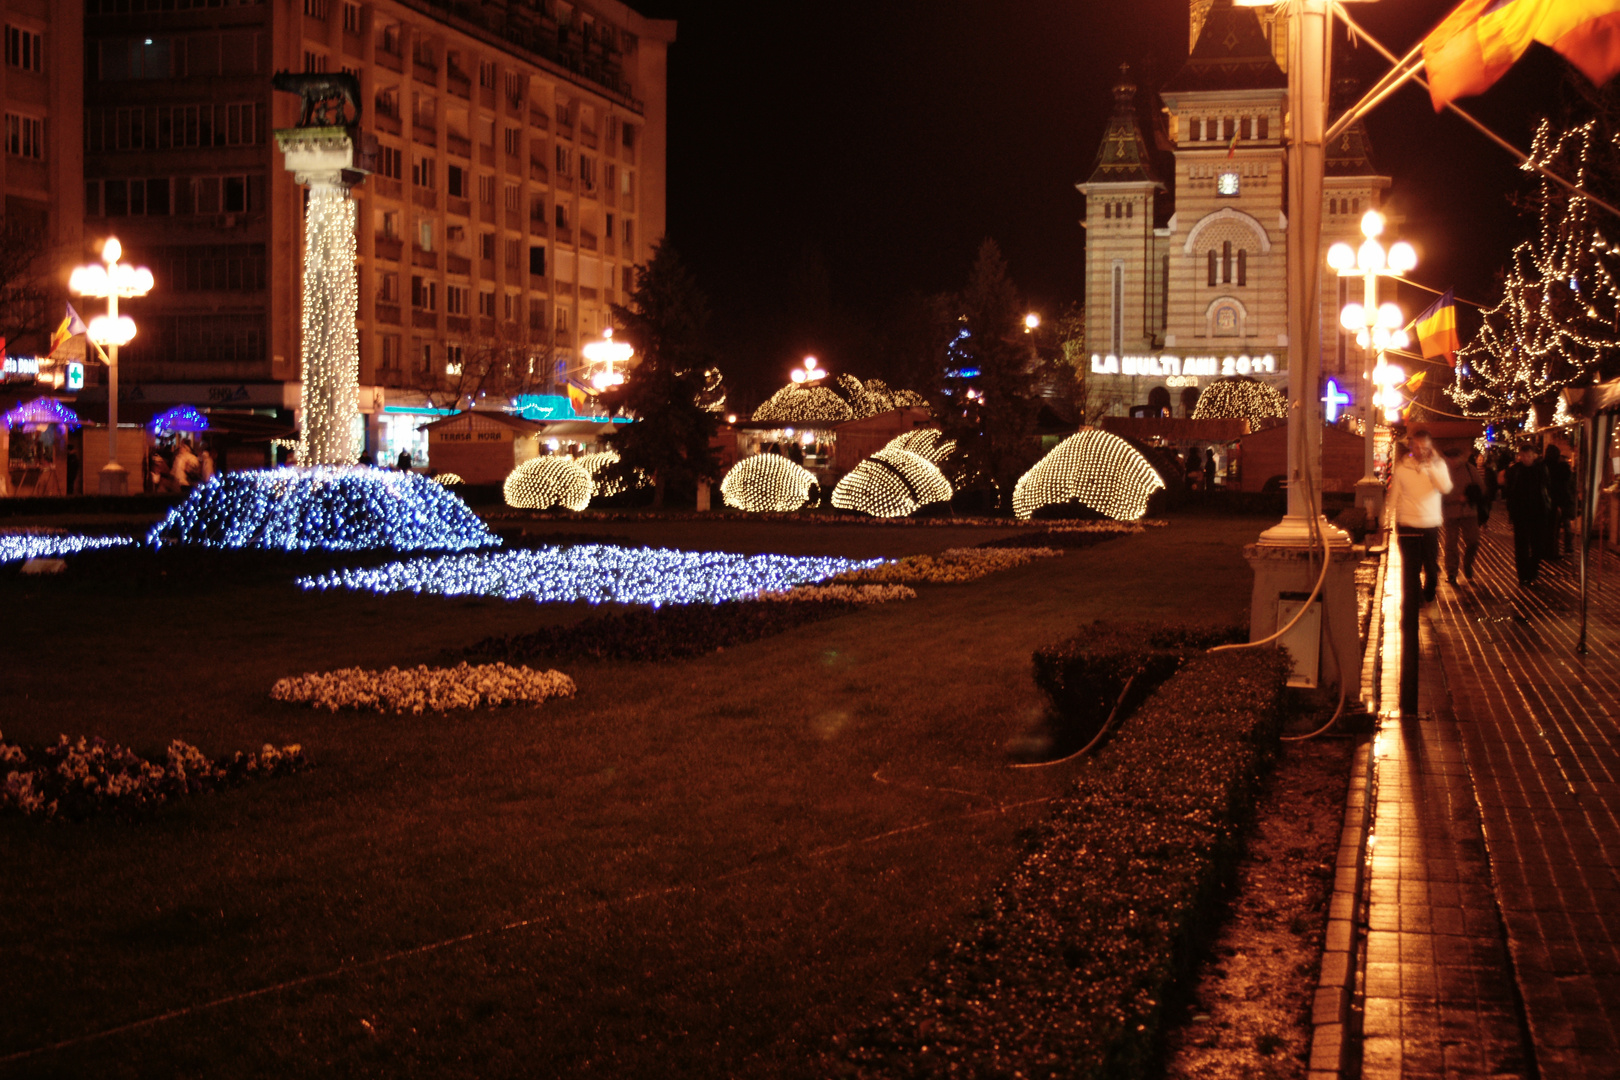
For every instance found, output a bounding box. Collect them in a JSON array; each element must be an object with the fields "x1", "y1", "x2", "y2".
[
  {"x1": 97, "y1": 461, "x2": 129, "y2": 496},
  {"x1": 1244, "y1": 541, "x2": 1363, "y2": 699}
]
